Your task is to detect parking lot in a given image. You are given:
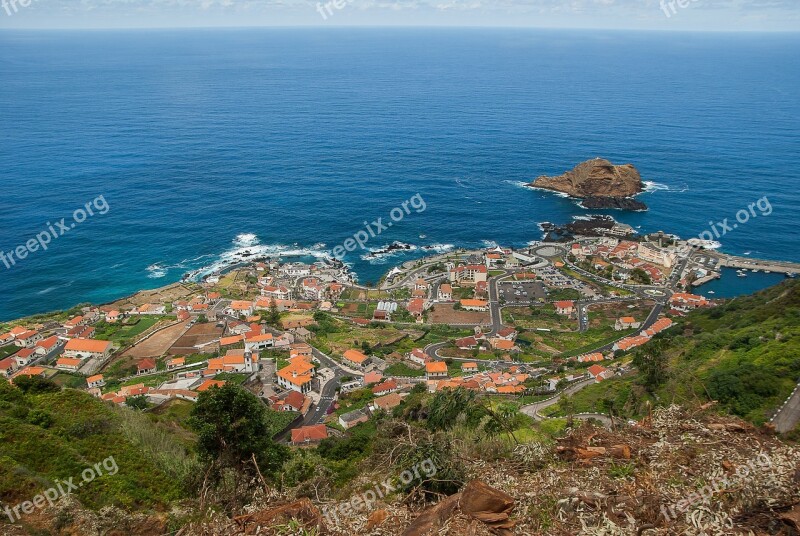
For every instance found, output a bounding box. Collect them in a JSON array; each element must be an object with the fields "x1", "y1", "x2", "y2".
[
  {"x1": 499, "y1": 281, "x2": 546, "y2": 303},
  {"x1": 692, "y1": 253, "x2": 720, "y2": 271}
]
